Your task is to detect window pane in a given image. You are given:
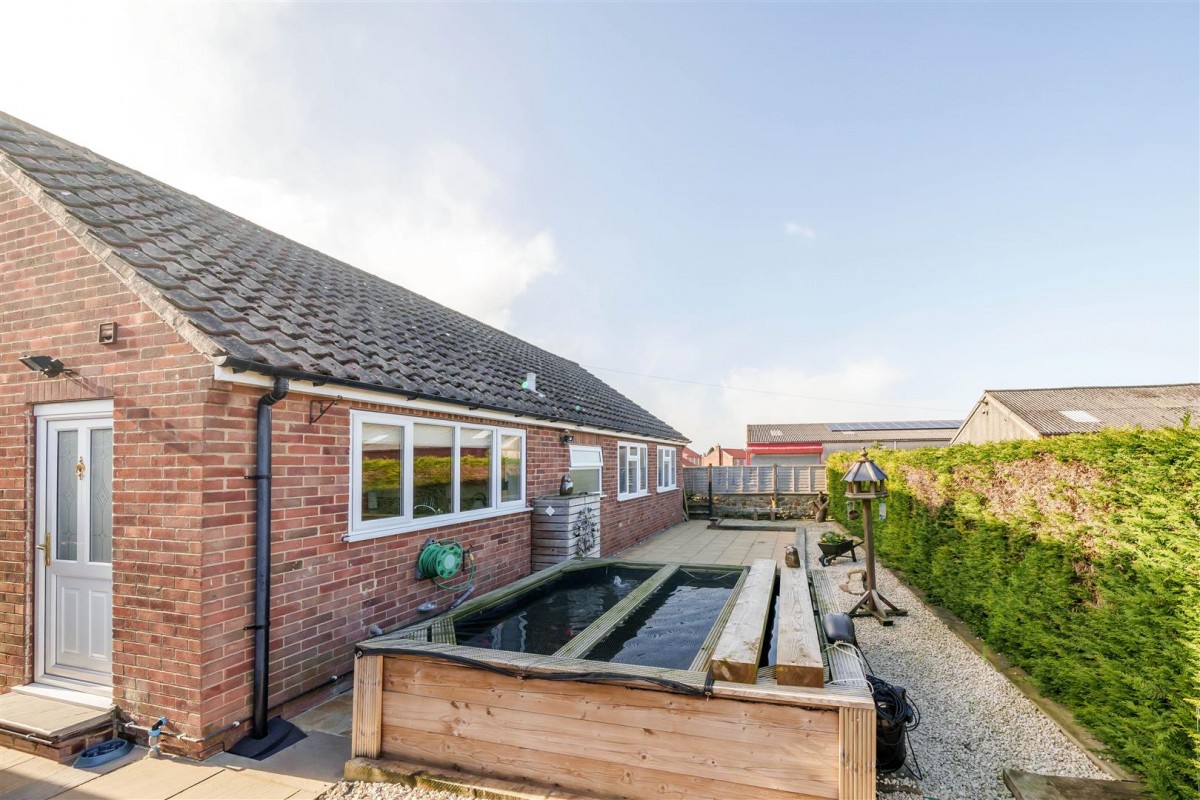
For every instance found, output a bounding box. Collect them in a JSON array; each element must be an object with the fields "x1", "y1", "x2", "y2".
[
  {"x1": 501, "y1": 433, "x2": 523, "y2": 503},
  {"x1": 569, "y1": 446, "x2": 602, "y2": 468},
  {"x1": 570, "y1": 467, "x2": 600, "y2": 494},
  {"x1": 460, "y1": 428, "x2": 492, "y2": 511},
  {"x1": 56, "y1": 430, "x2": 78, "y2": 561},
  {"x1": 361, "y1": 423, "x2": 404, "y2": 521},
  {"x1": 618, "y1": 446, "x2": 629, "y2": 494},
  {"x1": 89, "y1": 428, "x2": 113, "y2": 563},
  {"x1": 413, "y1": 424, "x2": 453, "y2": 518},
  {"x1": 657, "y1": 449, "x2": 665, "y2": 486},
  {"x1": 638, "y1": 447, "x2": 648, "y2": 491}
]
